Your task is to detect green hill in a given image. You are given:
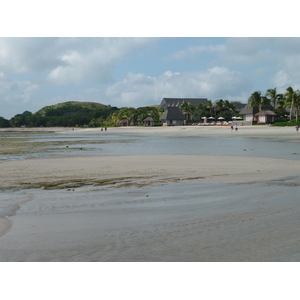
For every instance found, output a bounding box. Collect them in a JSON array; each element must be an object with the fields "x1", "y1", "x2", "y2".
[
  {"x1": 35, "y1": 101, "x2": 108, "y2": 117},
  {"x1": 21, "y1": 101, "x2": 119, "y2": 127}
]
